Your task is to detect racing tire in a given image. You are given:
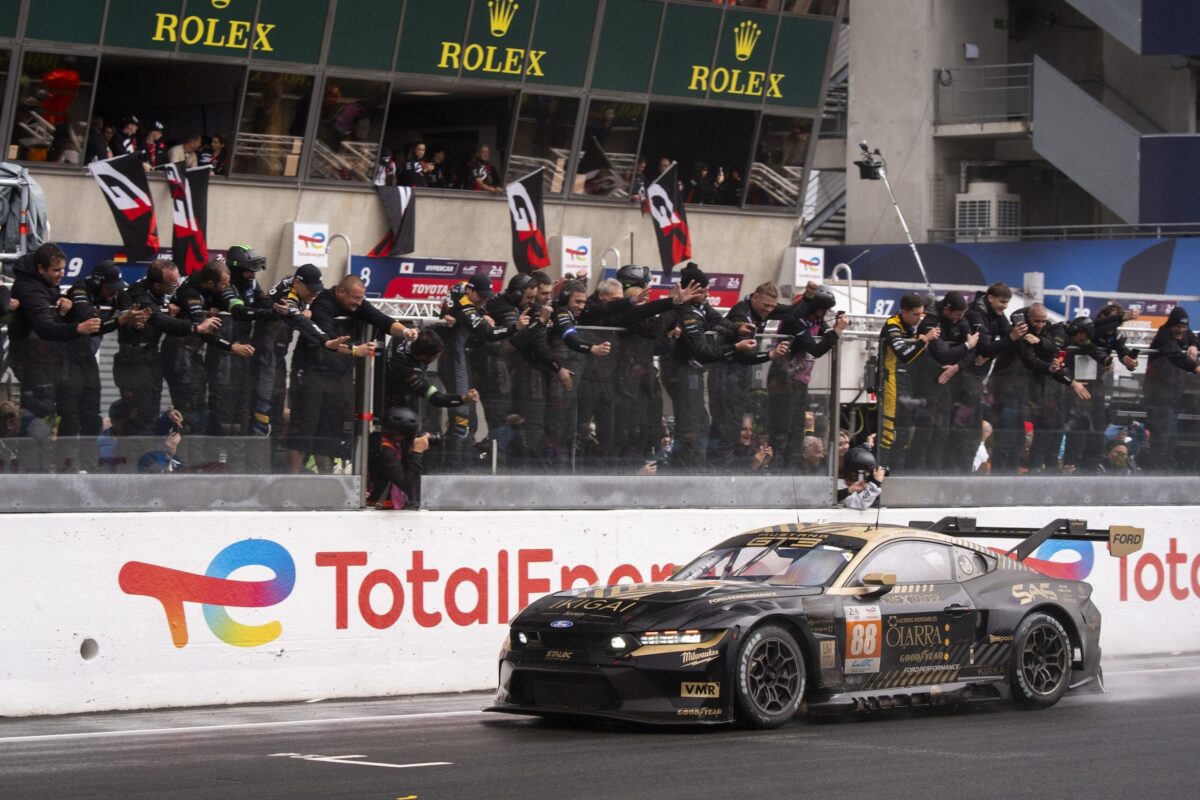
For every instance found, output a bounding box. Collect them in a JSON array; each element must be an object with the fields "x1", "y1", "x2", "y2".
[
  {"x1": 1008, "y1": 612, "x2": 1072, "y2": 710},
  {"x1": 734, "y1": 624, "x2": 806, "y2": 729}
]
